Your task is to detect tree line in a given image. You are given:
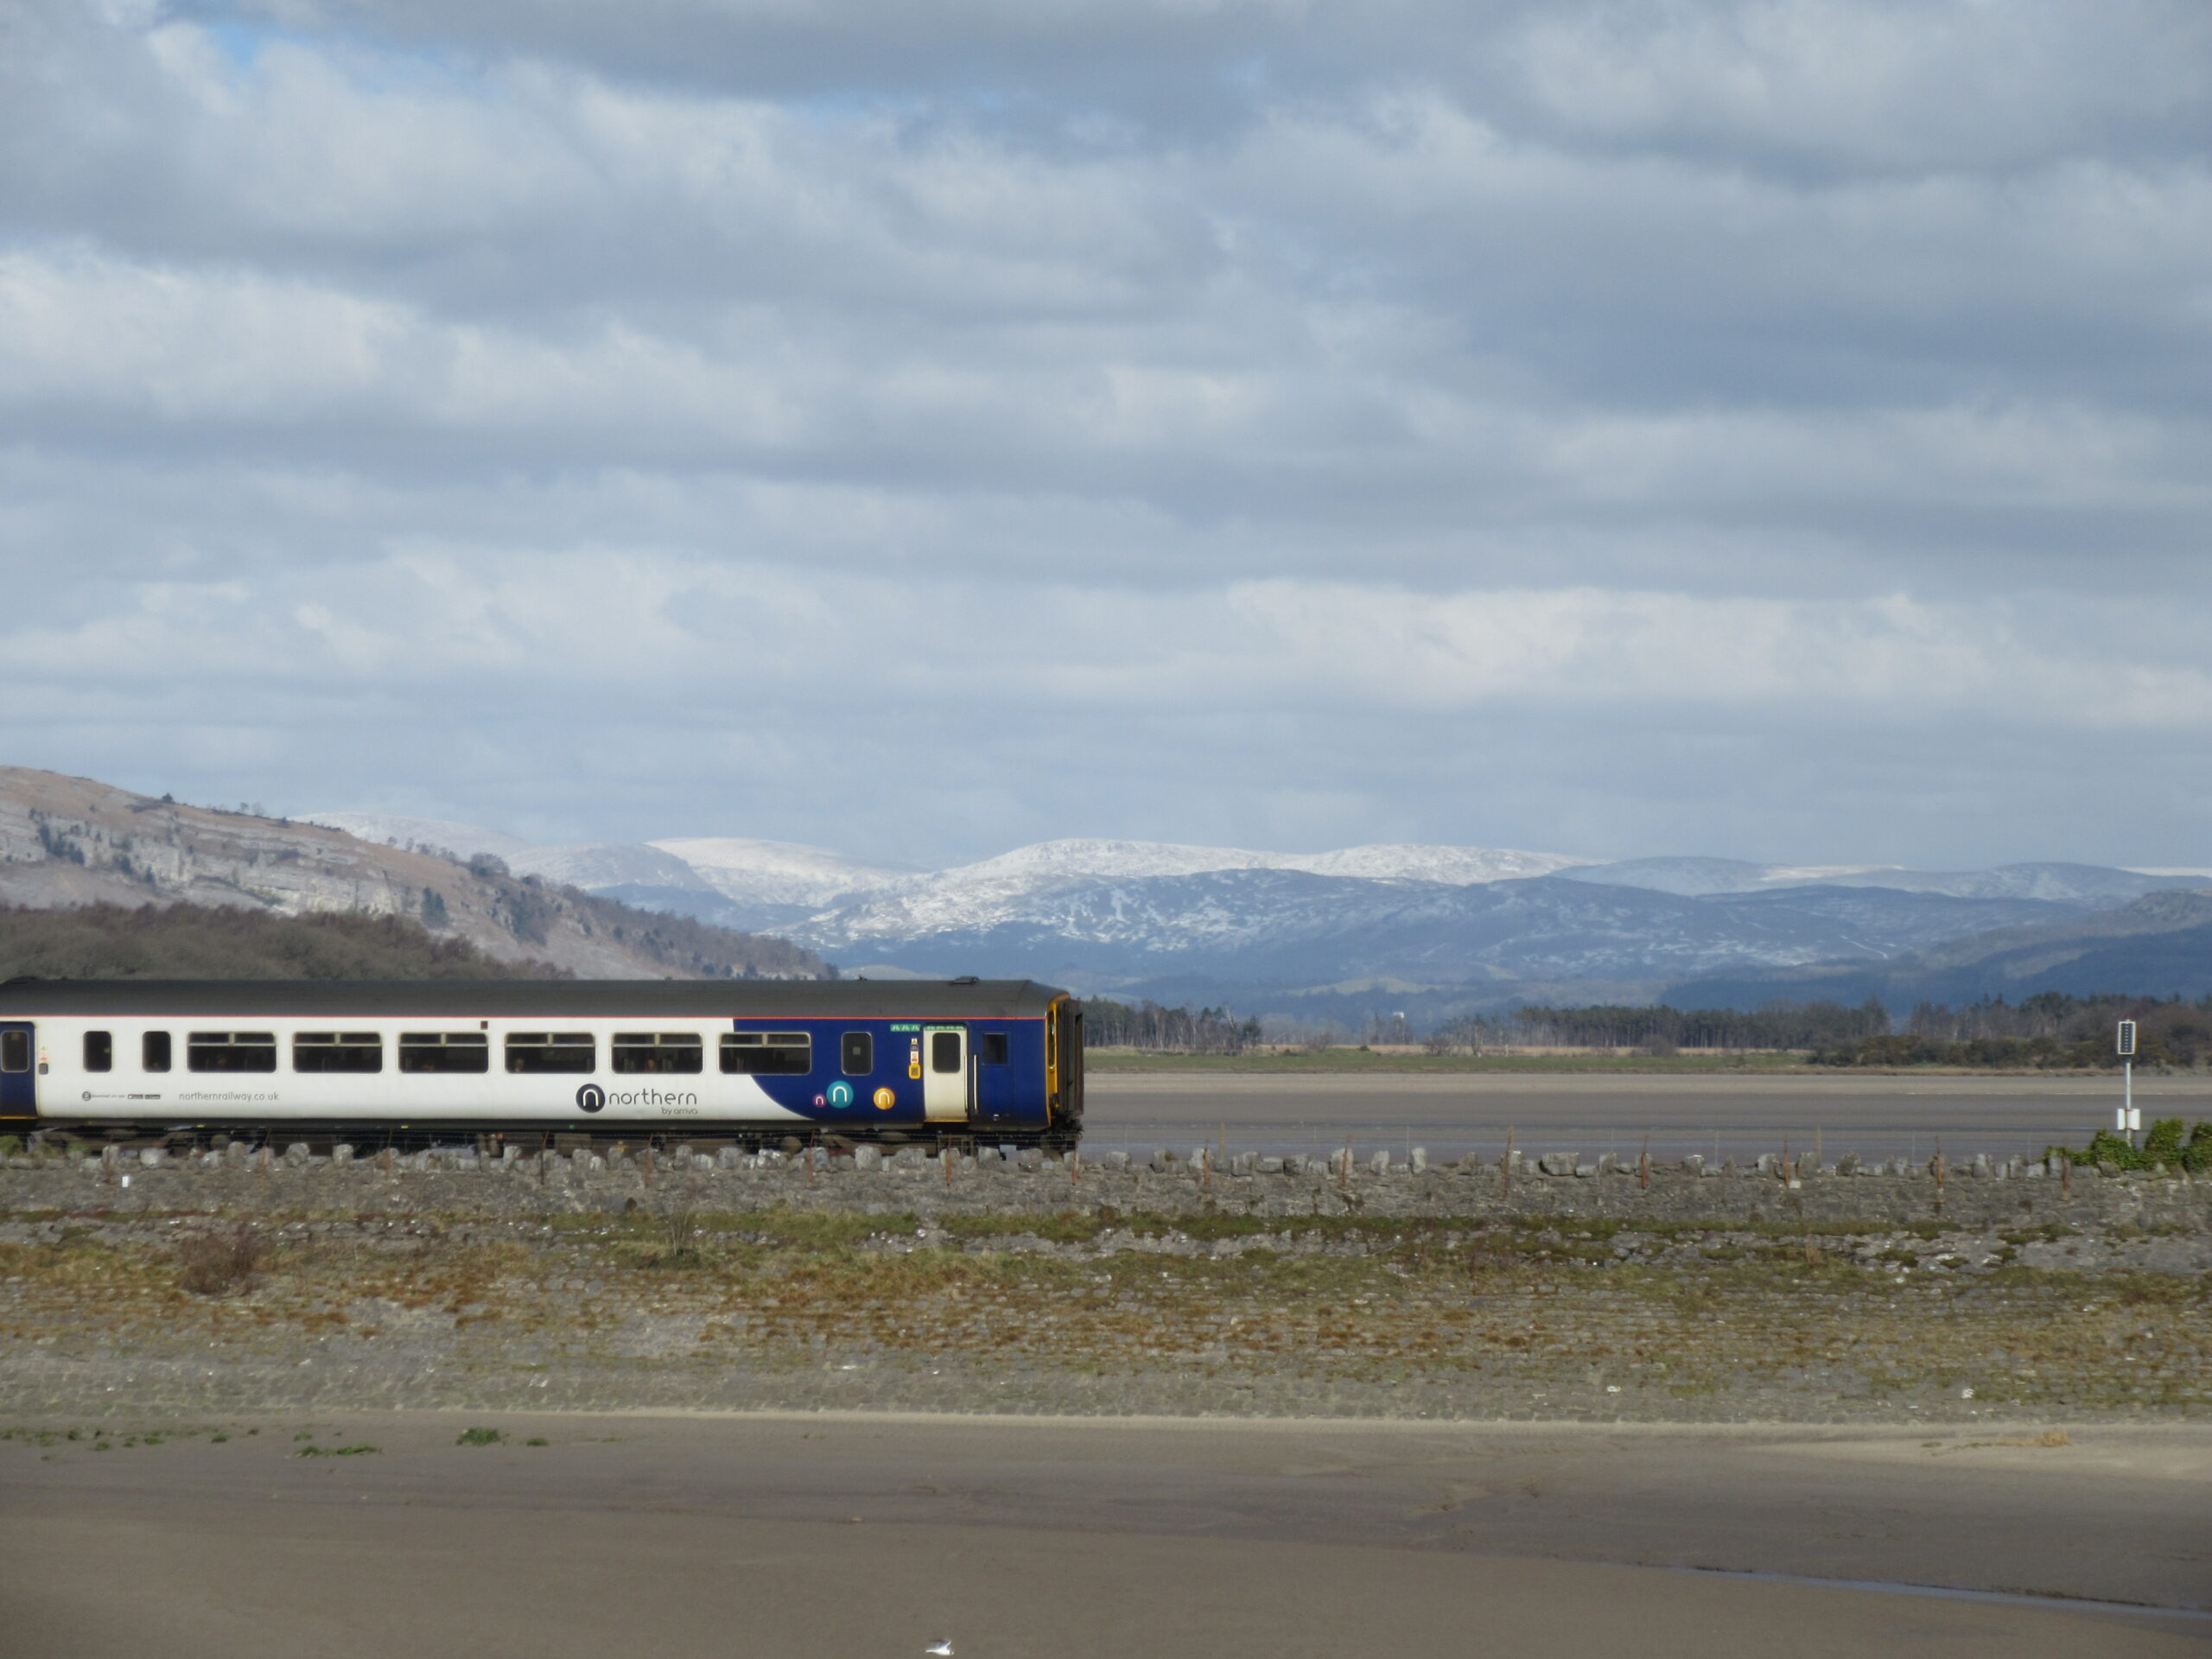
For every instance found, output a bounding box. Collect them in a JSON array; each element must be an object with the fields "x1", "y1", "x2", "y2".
[
  {"x1": 1817, "y1": 992, "x2": 2212, "y2": 1070},
  {"x1": 1080, "y1": 999, "x2": 1265, "y2": 1053},
  {"x1": 1079, "y1": 989, "x2": 2212, "y2": 1068},
  {"x1": 1426, "y1": 1001, "x2": 1891, "y2": 1055}
]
